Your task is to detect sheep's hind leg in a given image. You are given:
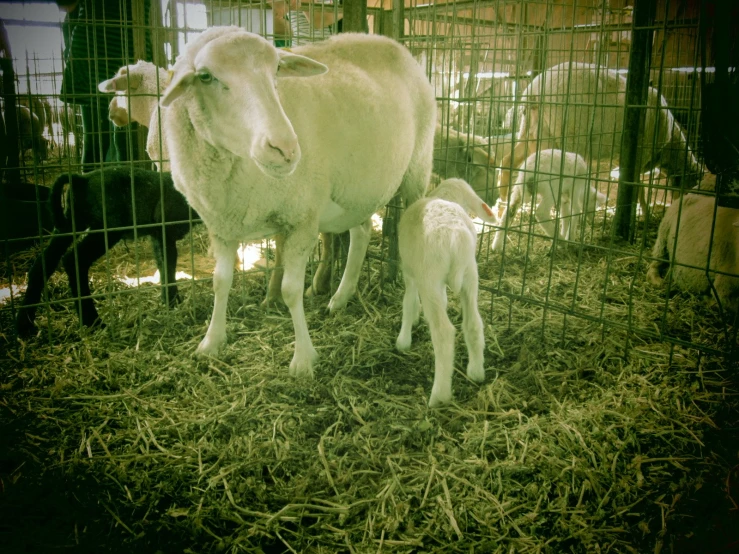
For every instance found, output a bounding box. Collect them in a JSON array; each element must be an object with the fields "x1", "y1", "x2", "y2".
[
  {"x1": 328, "y1": 220, "x2": 371, "y2": 312},
  {"x1": 460, "y1": 267, "x2": 485, "y2": 384},
  {"x1": 64, "y1": 231, "x2": 123, "y2": 328},
  {"x1": 306, "y1": 232, "x2": 336, "y2": 297},
  {"x1": 17, "y1": 231, "x2": 73, "y2": 336},
  {"x1": 282, "y1": 228, "x2": 320, "y2": 378},
  {"x1": 262, "y1": 233, "x2": 284, "y2": 308},
  {"x1": 422, "y1": 284, "x2": 455, "y2": 408},
  {"x1": 396, "y1": 272, "x2": 420, "y2": 352},
  {"x1": 197, "y1": 238, "x2": 239, "y2": 357}
]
